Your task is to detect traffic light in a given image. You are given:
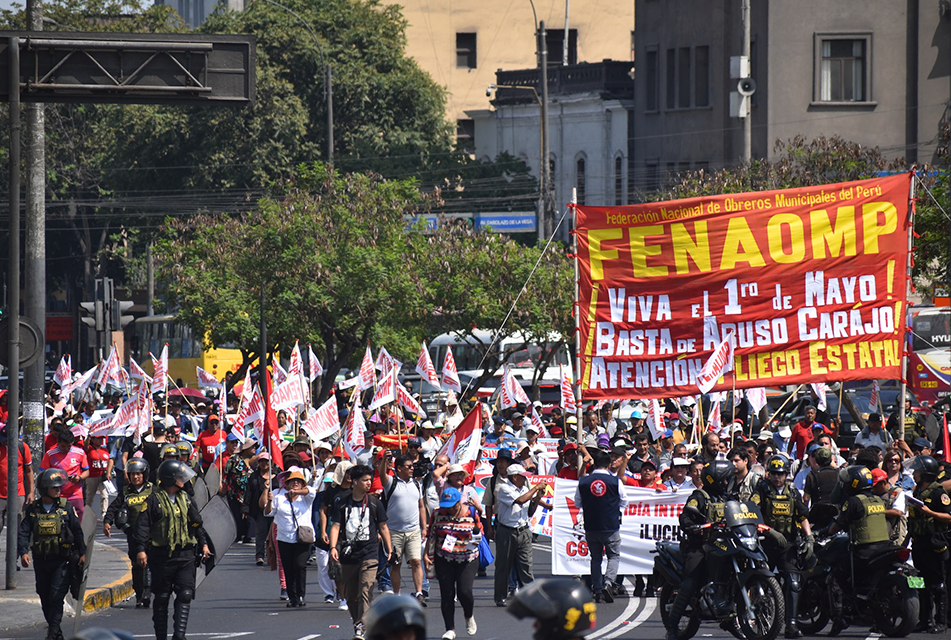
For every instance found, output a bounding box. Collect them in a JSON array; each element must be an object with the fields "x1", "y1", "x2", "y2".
[
  {"x1": 112, "y1": 300, "x2": 134, "y2": 329},
  {"x1": 79, "y1": 300, "x2": 104, "y2": 331}
]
